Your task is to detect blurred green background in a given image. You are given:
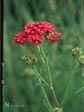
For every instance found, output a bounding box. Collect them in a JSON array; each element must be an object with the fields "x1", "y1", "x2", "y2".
[{"x1": 3, "y1": 0, "x2": 84, "y2": 112}]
